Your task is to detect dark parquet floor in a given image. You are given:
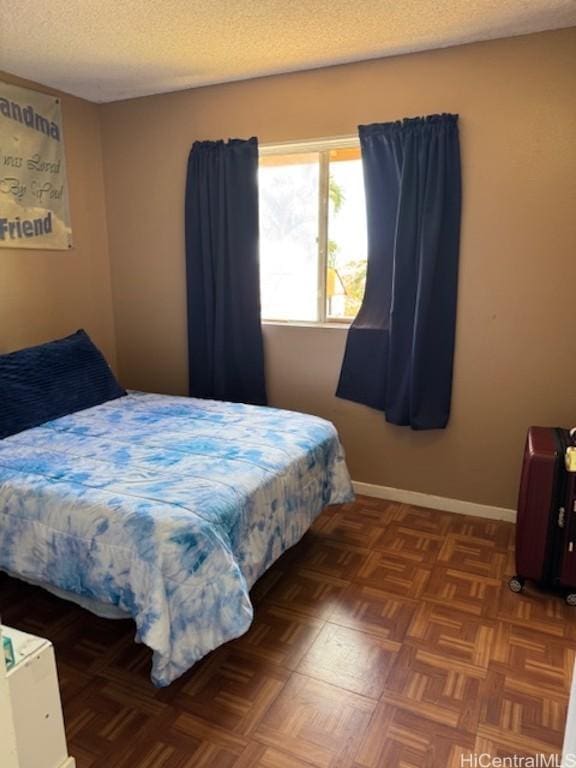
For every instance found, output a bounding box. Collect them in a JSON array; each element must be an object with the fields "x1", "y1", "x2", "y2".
[{"x1": 1, "y1": 496, "x2": 574, "y2": 767}]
